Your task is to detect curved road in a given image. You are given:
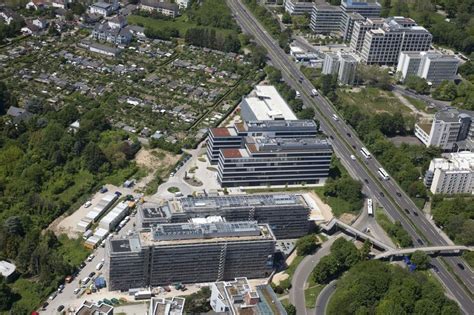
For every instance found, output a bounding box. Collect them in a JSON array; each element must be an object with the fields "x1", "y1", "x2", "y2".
[
  {"x1": 315, "y1": 280, "x2": 338, "y2": 315},
  {"x1": 227, "y1": 1, "x2": 473, "y2": 312}
]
